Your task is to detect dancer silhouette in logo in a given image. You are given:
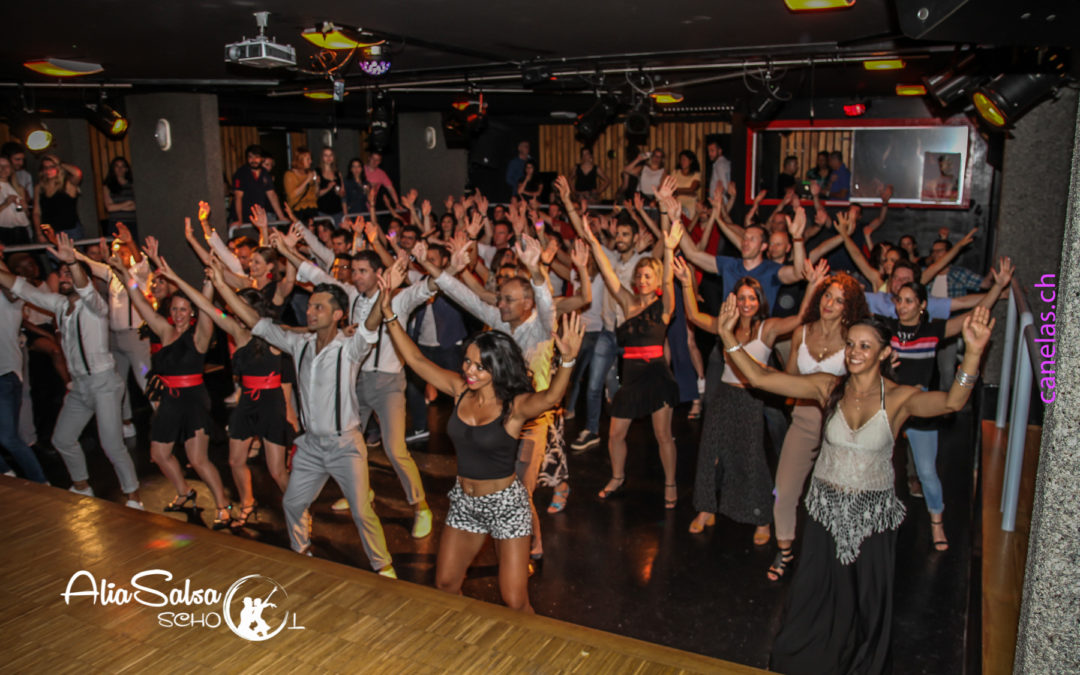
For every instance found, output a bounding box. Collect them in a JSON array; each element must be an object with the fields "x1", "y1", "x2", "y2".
[{"x1": 238, "y1": 591, "x2": 276, "y2": 639}]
